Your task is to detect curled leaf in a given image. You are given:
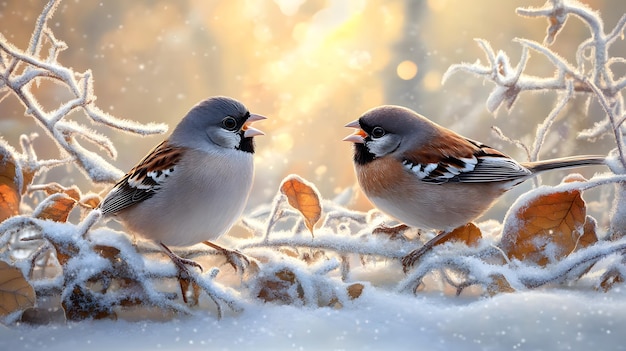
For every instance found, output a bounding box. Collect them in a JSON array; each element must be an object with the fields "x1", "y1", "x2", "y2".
[
  {"x1": 501, "y1": 177, "x2": 588, "y2": 266},
  {"x1": 0, "y1": 153, "x2": 21, "y2": 222},
  {"x1": 439, "y1": 223, "x2": 482, "y2": 247},
  {"x1": 34, "y1": 193, "x2": 78, "y2": 222},
  {"x1": 41, "y1": 183, "x2": 81, "y2": 201},
  {"x1": 79, "y1": 192, "x2": 102, "y2": 209},
  {"x1": 280, "y1": 175, "x2": 322, "y2": 236},
  {"x1": 0, "y1": 260, "x2": 36, "y2": 317}
]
